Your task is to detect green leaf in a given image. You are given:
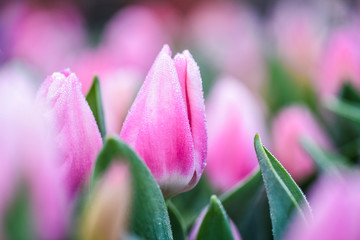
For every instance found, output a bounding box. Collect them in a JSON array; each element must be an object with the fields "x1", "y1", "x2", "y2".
[
  {"x1": 254, "y1": 134, "x2": 312, "y2": 240},
  {"x1": 301, "y1": 136, "x2": 349, "y2": 175},
  {"x1": 4, "y1": 184, "x2": 35, "y2": 240},
  {"x1": 221, "y1": 170, "x2": 272, "y2": 240},
  {"x1": 86, "y1": 76, "x2": 106, "y2": 139},
  {"x1": 196, "y1": 195, "x2": 234, "y2": 240},
  {"x1": 167, "y1": 201, "x2": 186, "y2": 240},
  {"x1": 326, "y1": 98, "x2": 360, "y2": 124},
  {"x1": 91, "y1": 137, "x2": 173, "y2": 240}
]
